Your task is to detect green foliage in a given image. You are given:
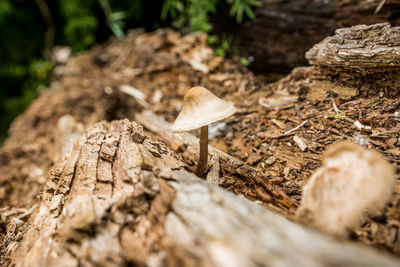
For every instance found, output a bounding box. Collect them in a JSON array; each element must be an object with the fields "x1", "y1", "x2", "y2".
[
  {"x1": 0, "y1": 0, "x2": 51, "y2": 141},
  {"x1": 64, "y1": 15, "x2": 98, "y2": 50},
  {"x1": 227, "y1": 0, "x2": 261, "y2": 23},
  {"x1": 161, "y1": 0, "x2": 261, "y2": 32},
  {"x1": 240, "y1": 57, "x2": 250, "y2": 66},
  {"x1": 0, "y1": 0, "x2": 13, "y2": 22},
  {"x1": 59, "y1": 0, "x2": 98, "y2": 51},
  {"x1": 208, "y1": 35, "x2": 232, "y2": 58},
  {"x1": 161, "y1": 0, "x2": 260, "y2": 60},
  {"x1": 161, "y1": 0, "x2": 218, "y2": 32},
  {"x1": 0, "y1": 58, "x2": 52, "y2": 142},
  {"x1": 59, "y1": 0, "x2": 144, "y2": 51},
  {"x1": 0, "y1": 0, "x2": 146, "y2": 141},
  {"x1": 98, "y1": 0, "x2": 126, "y2": 39}
]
